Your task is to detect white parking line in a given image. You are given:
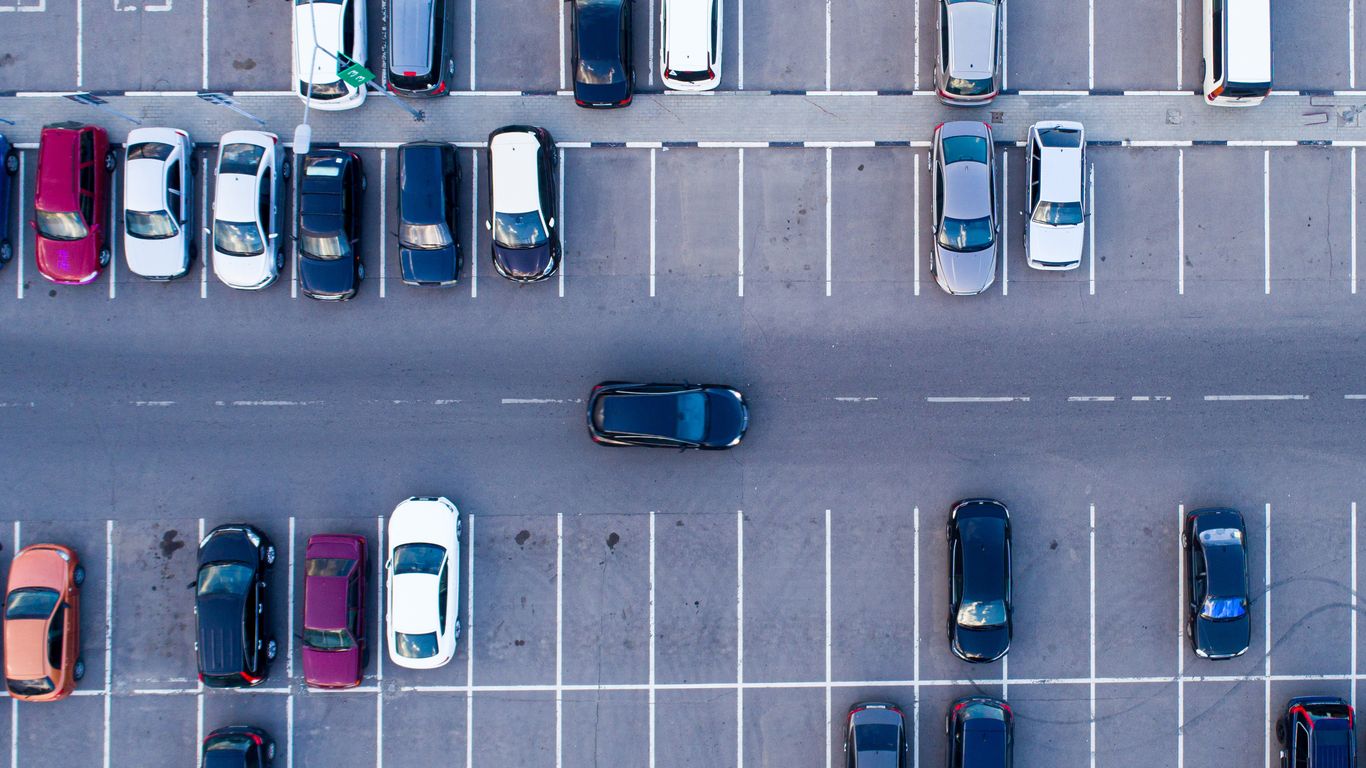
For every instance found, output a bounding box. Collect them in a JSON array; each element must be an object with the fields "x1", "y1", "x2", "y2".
[
  {"x1": 1264, "y1": 503, "x2": 1272, "y2": 768},
  {"x1": 737, "y1": 0, "x2": 744, "y2": 89},
  {"x1": 649, "y1": 148, "x2": 656, "y2": 297},
  {"x1": 1204, "y1": 394, "x2": 1309, "y2": 401},
  {"x1": 1263, "y1": 150, "x2": 1271, "y2": 294},
  {"x1": 1001, "y1": 0, "x2": 1008, "y2": 91},
  {"x1": 912, "y1": 506, "x2": 920, "y2": 768},
  {"x1": 291, "y1": 168, "x2": 299, "y2": 299},
  {"x1": 196, "y1": 518, "x2": 203, "y2": 767},
  {"x1": 1177, "y1": 504, "x2": 1185, "y2": 768},
  {"x1": 1175, "y1": 0, "x2": 1183, "y2": 88},
  {"x1": 14, "y1": 152, "x2": 22, "y2": 299},
  {"x1": 1088, "y1": 0, "x2": 1094, "y2": 90},
  {"x1": 1001, "y1": 653, "x2": 1008, "y2": 699},
  {"x1": 555, "y1": 511, "x2": 563, "y2": 768},
  {"x1": 824, "y1": 509, "x2": 832, "y2": 768},
  {"x1": 76, "y1": 0, "x2": 83, "y2": 87},
  {"x1": 468, "y1": 0, "x2": 477, "y2": 90},
  {"x1": 926, "y1": 396, "x2": 1029, "y2": 403},
  {"x1": 1354, "y1": 148, "x2": 1359, "y2": 294},
  {"x1": 559, "y1": 0, "x2": 566, "y2": 92},
  {"x1": 470, "y1": 151, "x2": 478, "y2": 298},
  {"x1": 10, "y1": 522, "x2": 16, "y2": 768},
  {"x1": 824, "y1": 0, "x2": 832, "y2": 91},
  {"x1": 558, "y1": 149, "x2": 565, "y2": 298},
  {"x1": 377, "y1": 515, "x2": 385, "y2": 768},
  {"x1": 736, "y1": 510, "x2": 745, "y2": 768},
  {"x1": 914, "y1": 153, "x2": 920, "y2": 296},
  {"x1": 464, "y1": 512, "x2": 474, "y2": 768},
  {"x1": 103, "y1": 519, "x2": 113, "y2": 768},
  {"x1": 1353, "y1": 502, "x2": 1359, "y2": 712},
  {"x1": 379, "y1": 150, "x2": 386, "y2": 298},
  {"x1": 1178, "y1": 150, "x2": 1185, "y2": 294},
  {"x1": 648, "y1": 510, "x2": 656, "y2": 768},
  {"x1": 1001, "y1": 150, "x2": 1008, "y2": 295},
  {"x1": 200, "y1": 154, "x2": 208, "y2": 298},
  {"x1": 287, "y1": 516, "x2": 296, "y2": 768},
  {"x1": 825, "y1": 147, "x2": 832, "y2": 296},
  {"x1": 1068, "y1": 396, "x2": 1116, "y2": 402},
  {"x1": 109, "y1": 165, "x2": 118, "y2": 299},
  {"x1": 647, "y1": 0, "x2": 654, "y2": 87},
  {"x1": 737, "y1": 149, "x2": 745, "y2": 297},
  {"x1": 1088, "y1": 162, "x2": 1096, "y2": 294},
  {"x1": 1352, "y1": 0, "x2": 1357, "y2": 89},
  {"x1": 1089, "y1": 503, "x2": 1096, "y2": 768}
]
